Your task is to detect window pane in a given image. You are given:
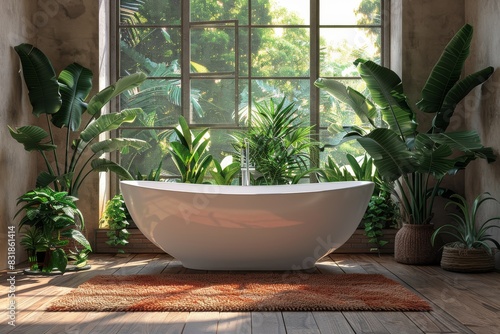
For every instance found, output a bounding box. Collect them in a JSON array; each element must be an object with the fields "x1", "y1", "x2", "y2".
[
  {"x1": 119, "y1": 128, "x2": 174, "y2": 177},
  {"x1": 121, "y1": 78, "x2": 182, "y2": 127},
  {"x1": 320, "y1": 27, "x2": 381, "y2": 77},
  {"x1": 191, "y1": 79, "x2": 236, "y2": 125},
  {"x1": 191, "y1": 26, "x2": 236, "y2": 74},
  {"x1": 319, "y1": 129, "x2": 365, "y2": 168},
  {"x1": 120, "y1": 27, "x2": 181, "y2": 77},
  {"x1": 120, "y1": 0, "x2": 181, "y2": 25},
  {"x1": 251, "y1": 79, "x2": 310, "y2": 123},
  {"x1": 251, "y1": 28, "x2": 310, "y2": 77},
  {"x1": 191, "y1": 0, "x2": 249, "y2": 25},
  {"x1": 206, "y1": 128, "x2": 239, "y2": 166},
  {"x1": 252, "y1": 0, "x2": 309, "y2": 25},
  {"x1": 320, "y1": 0, "x2": 381, "y2": 25},
  {"x1": 319, "y1": 79, "x2": 367, "y2": 128}
]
